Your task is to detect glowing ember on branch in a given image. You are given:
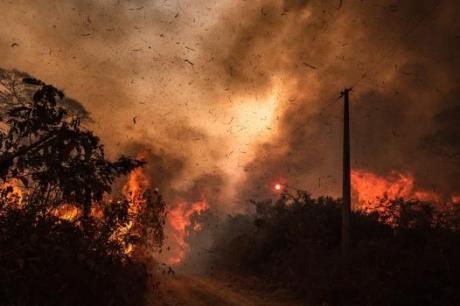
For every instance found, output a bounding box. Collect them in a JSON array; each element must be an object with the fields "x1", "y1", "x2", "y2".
[{"x1": 163, "y1": 199, "x2": 208, "y2": 265}]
